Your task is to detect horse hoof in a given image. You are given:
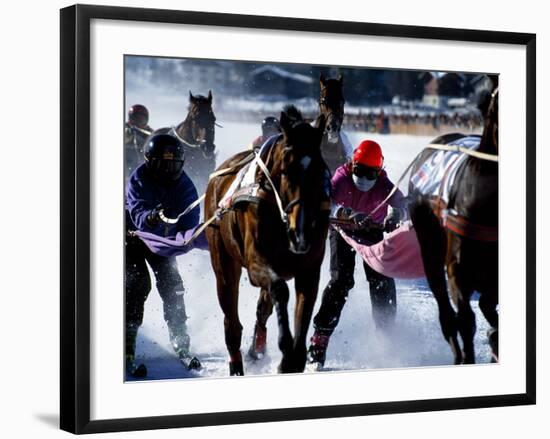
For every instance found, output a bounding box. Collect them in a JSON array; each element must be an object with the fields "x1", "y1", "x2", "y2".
[
  {"x1": 229, "y1": 361, "x2": 244, "y2": 376},
  {"x1": 277, "y1": 358, "x2": 297, "y2": 374}
]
